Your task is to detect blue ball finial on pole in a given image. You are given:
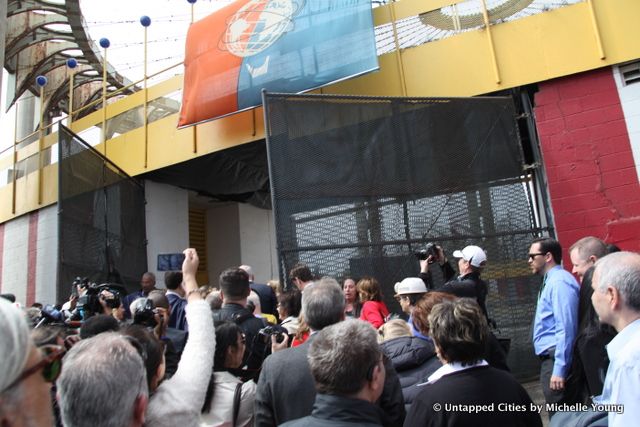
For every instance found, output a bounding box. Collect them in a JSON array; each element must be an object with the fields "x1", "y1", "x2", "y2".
[
  {"x1": 36, "y1": 75, "x2": 48, "y2": 87},
  {"x1": 140, "y1": 15, "x2": 151, "y2": 27},
  {"x1": 187, "y1": 0, "x2": 197, "y2": 4},
  {"x1": 66, "y1": 58, "x2": 78, "y2": 69},
  {"x1": 99, "y1": 38, "x2": 110, "y2": 49}
]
